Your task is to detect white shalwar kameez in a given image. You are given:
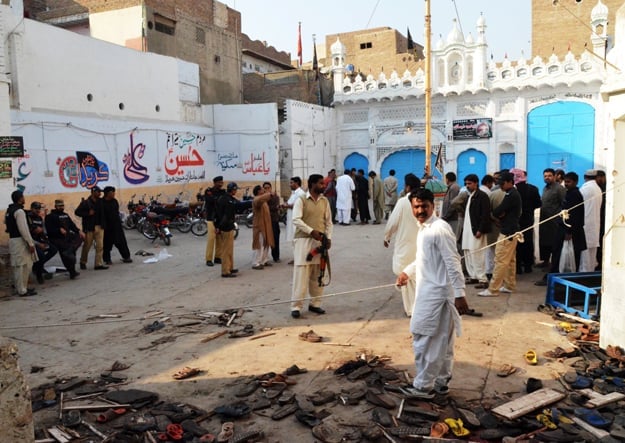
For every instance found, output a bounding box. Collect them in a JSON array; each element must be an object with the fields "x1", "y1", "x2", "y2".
[
  {"x1": 384, "y1": 195, "x2": 419, "y2": 316},
  {"x1": 461, "y1": 192, "x2": 488, "y2": 282},
  {"x1": 579, "y1": 180, "x2": 602, "y2": 272},
  {"x1": 335, "y1": 174, "x2": 355, "y2": 224},
  {"x1": 285, "y1": 187, "x2": 306, "y2": 242},
  {"x1": 403, "y1": 214, "x2": 465, "y2": 392}
]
